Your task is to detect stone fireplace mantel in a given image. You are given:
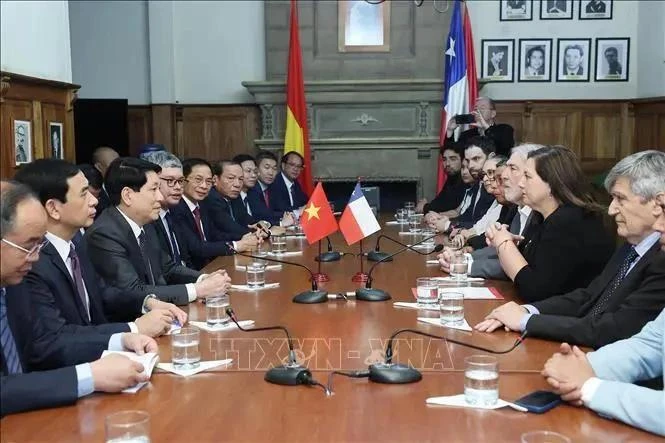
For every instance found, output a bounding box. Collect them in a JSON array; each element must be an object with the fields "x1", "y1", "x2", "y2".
[{"x1": 242, "y1": 79, "x2": 445, "y2": 198}]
